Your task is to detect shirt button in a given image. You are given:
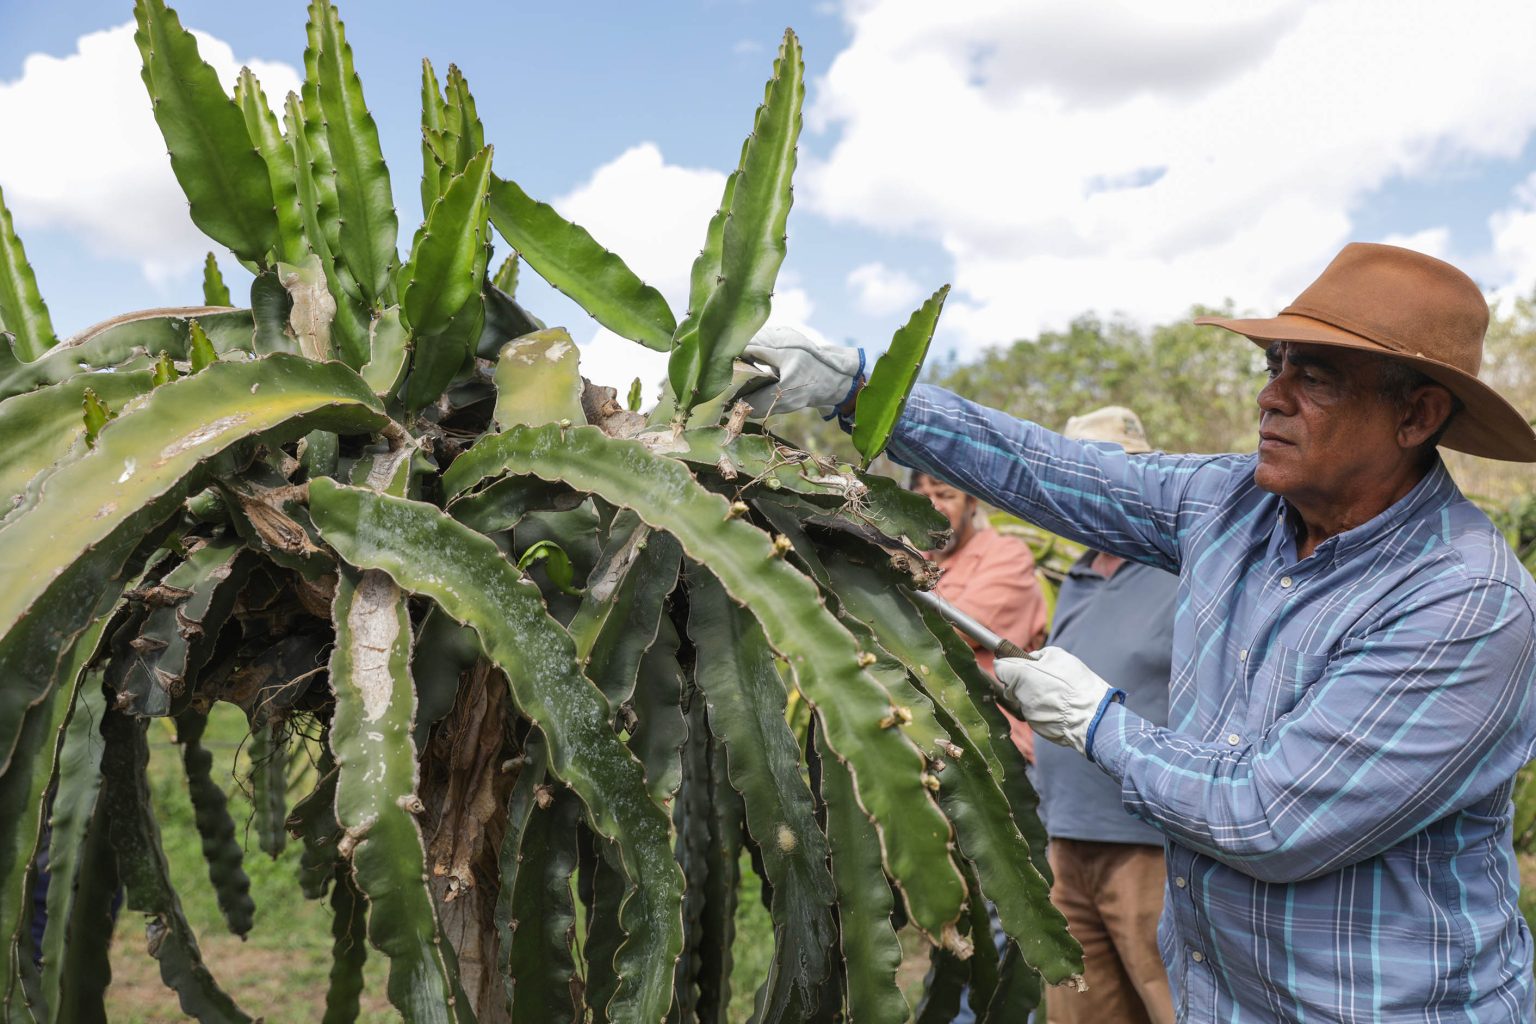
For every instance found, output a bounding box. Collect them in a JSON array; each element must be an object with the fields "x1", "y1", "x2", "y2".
[
  {"x1": 1191, "y1": 950, "x2": 1205, "y2": 963},
  {"x1": 1175, "y1": 876, "x2": 1187, "y2": 889},
  {"x1": 1279, "y1": 576, "x2": 1293, "y2": 589},
  {"x1": 1239, "y1": 648, "x2": 1248, "y2": 661},
  {"x1": 1227, "y1": 733, "x2": 1241, "y2": 746}
]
